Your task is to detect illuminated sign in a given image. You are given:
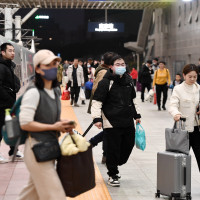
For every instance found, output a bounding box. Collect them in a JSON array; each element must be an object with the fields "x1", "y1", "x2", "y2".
[
  {"x1": 35, "y1": 15, "x2": 49, "y2": 19},
  {"x1": 95, "y1": 23, "x2": 118, "y2": 32},
  {"x1": 88, "y1": 22, "x2": 124, "y2": 32}
]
